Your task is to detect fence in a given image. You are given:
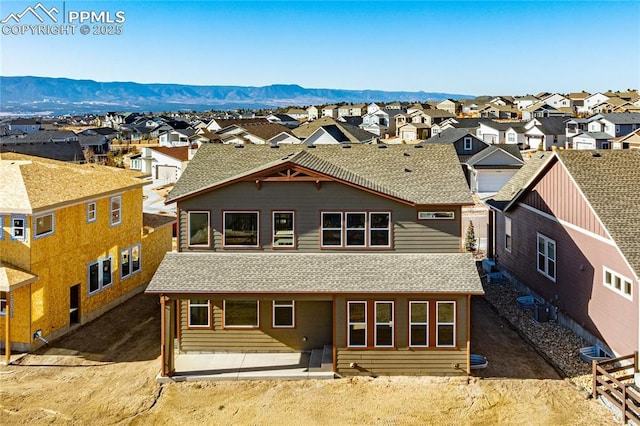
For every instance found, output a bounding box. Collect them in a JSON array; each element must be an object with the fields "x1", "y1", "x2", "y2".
[{"x1": 592, "y1": 351, "x2": 640, "y2": 423}]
